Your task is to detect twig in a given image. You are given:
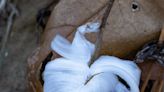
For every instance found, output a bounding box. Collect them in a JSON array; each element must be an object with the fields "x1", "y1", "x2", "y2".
[
  {"x1": 89, "y1": 0, "x2": 115, "y2": 66},
  {"x1": 0, "y1": 0, "x2": 6, "y2": 11},
  {"x1": 158, "y1": 26, "x2": 164, "y2": 45},
  {"x1": 0, "y1": 3, "x2": 19, "y2": 55}
]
